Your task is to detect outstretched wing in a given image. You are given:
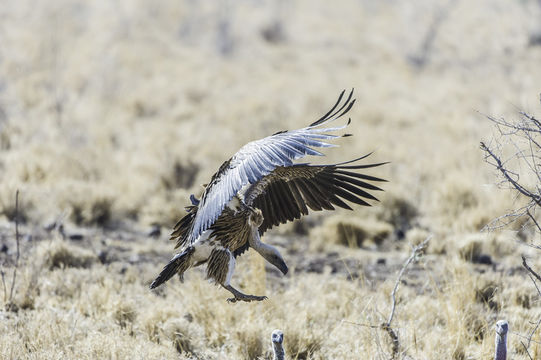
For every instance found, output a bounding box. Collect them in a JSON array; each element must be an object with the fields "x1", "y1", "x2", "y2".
[
  {"x1": 244, "y1": 154, "x2": 387, "y2": 235},
  {"x1": 185, "y1": 89, "x2": 357, "y2": 245}
]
